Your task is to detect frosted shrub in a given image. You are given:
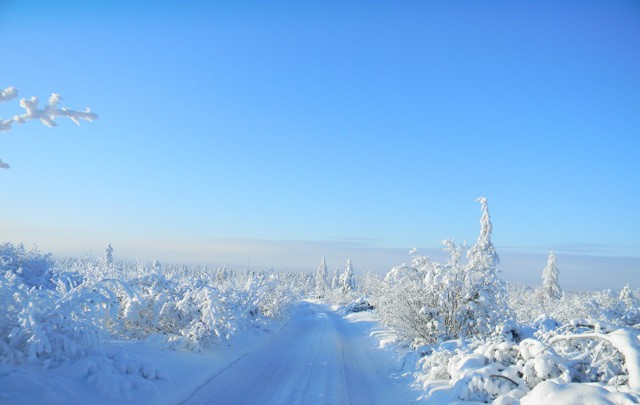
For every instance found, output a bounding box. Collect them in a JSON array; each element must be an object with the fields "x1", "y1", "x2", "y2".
[
  {"x1": 418, "y1": 338, "x2": 571, "y2": 403},
  {"x1": 158, "y1": 286, "x2": 232, "y2": 351},
  {"x1": 0, "y1": 269, "x2": 114, "y2": 366},
  {"x1": 0, "y1": 242, "x2": 55, "y2": 288},
  {"x1": 101, "y1": 263, "x2": 300, "y2": 351},
  {"x1": 376, "y1": 198, "x2": 507, "y2": 345},
  {"x1": 417, "y1": 320, "x2": 640, "y2": 403}
]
